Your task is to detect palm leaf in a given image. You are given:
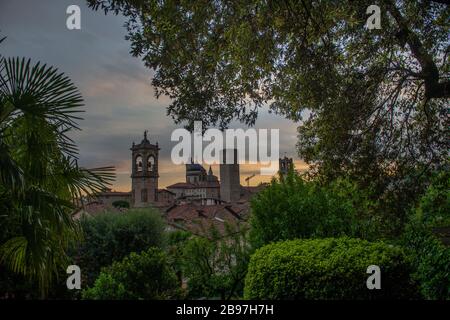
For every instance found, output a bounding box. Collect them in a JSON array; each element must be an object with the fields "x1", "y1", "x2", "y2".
[{"x1": 0, "y1": 57, "x2": 84, "y2": 157}]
